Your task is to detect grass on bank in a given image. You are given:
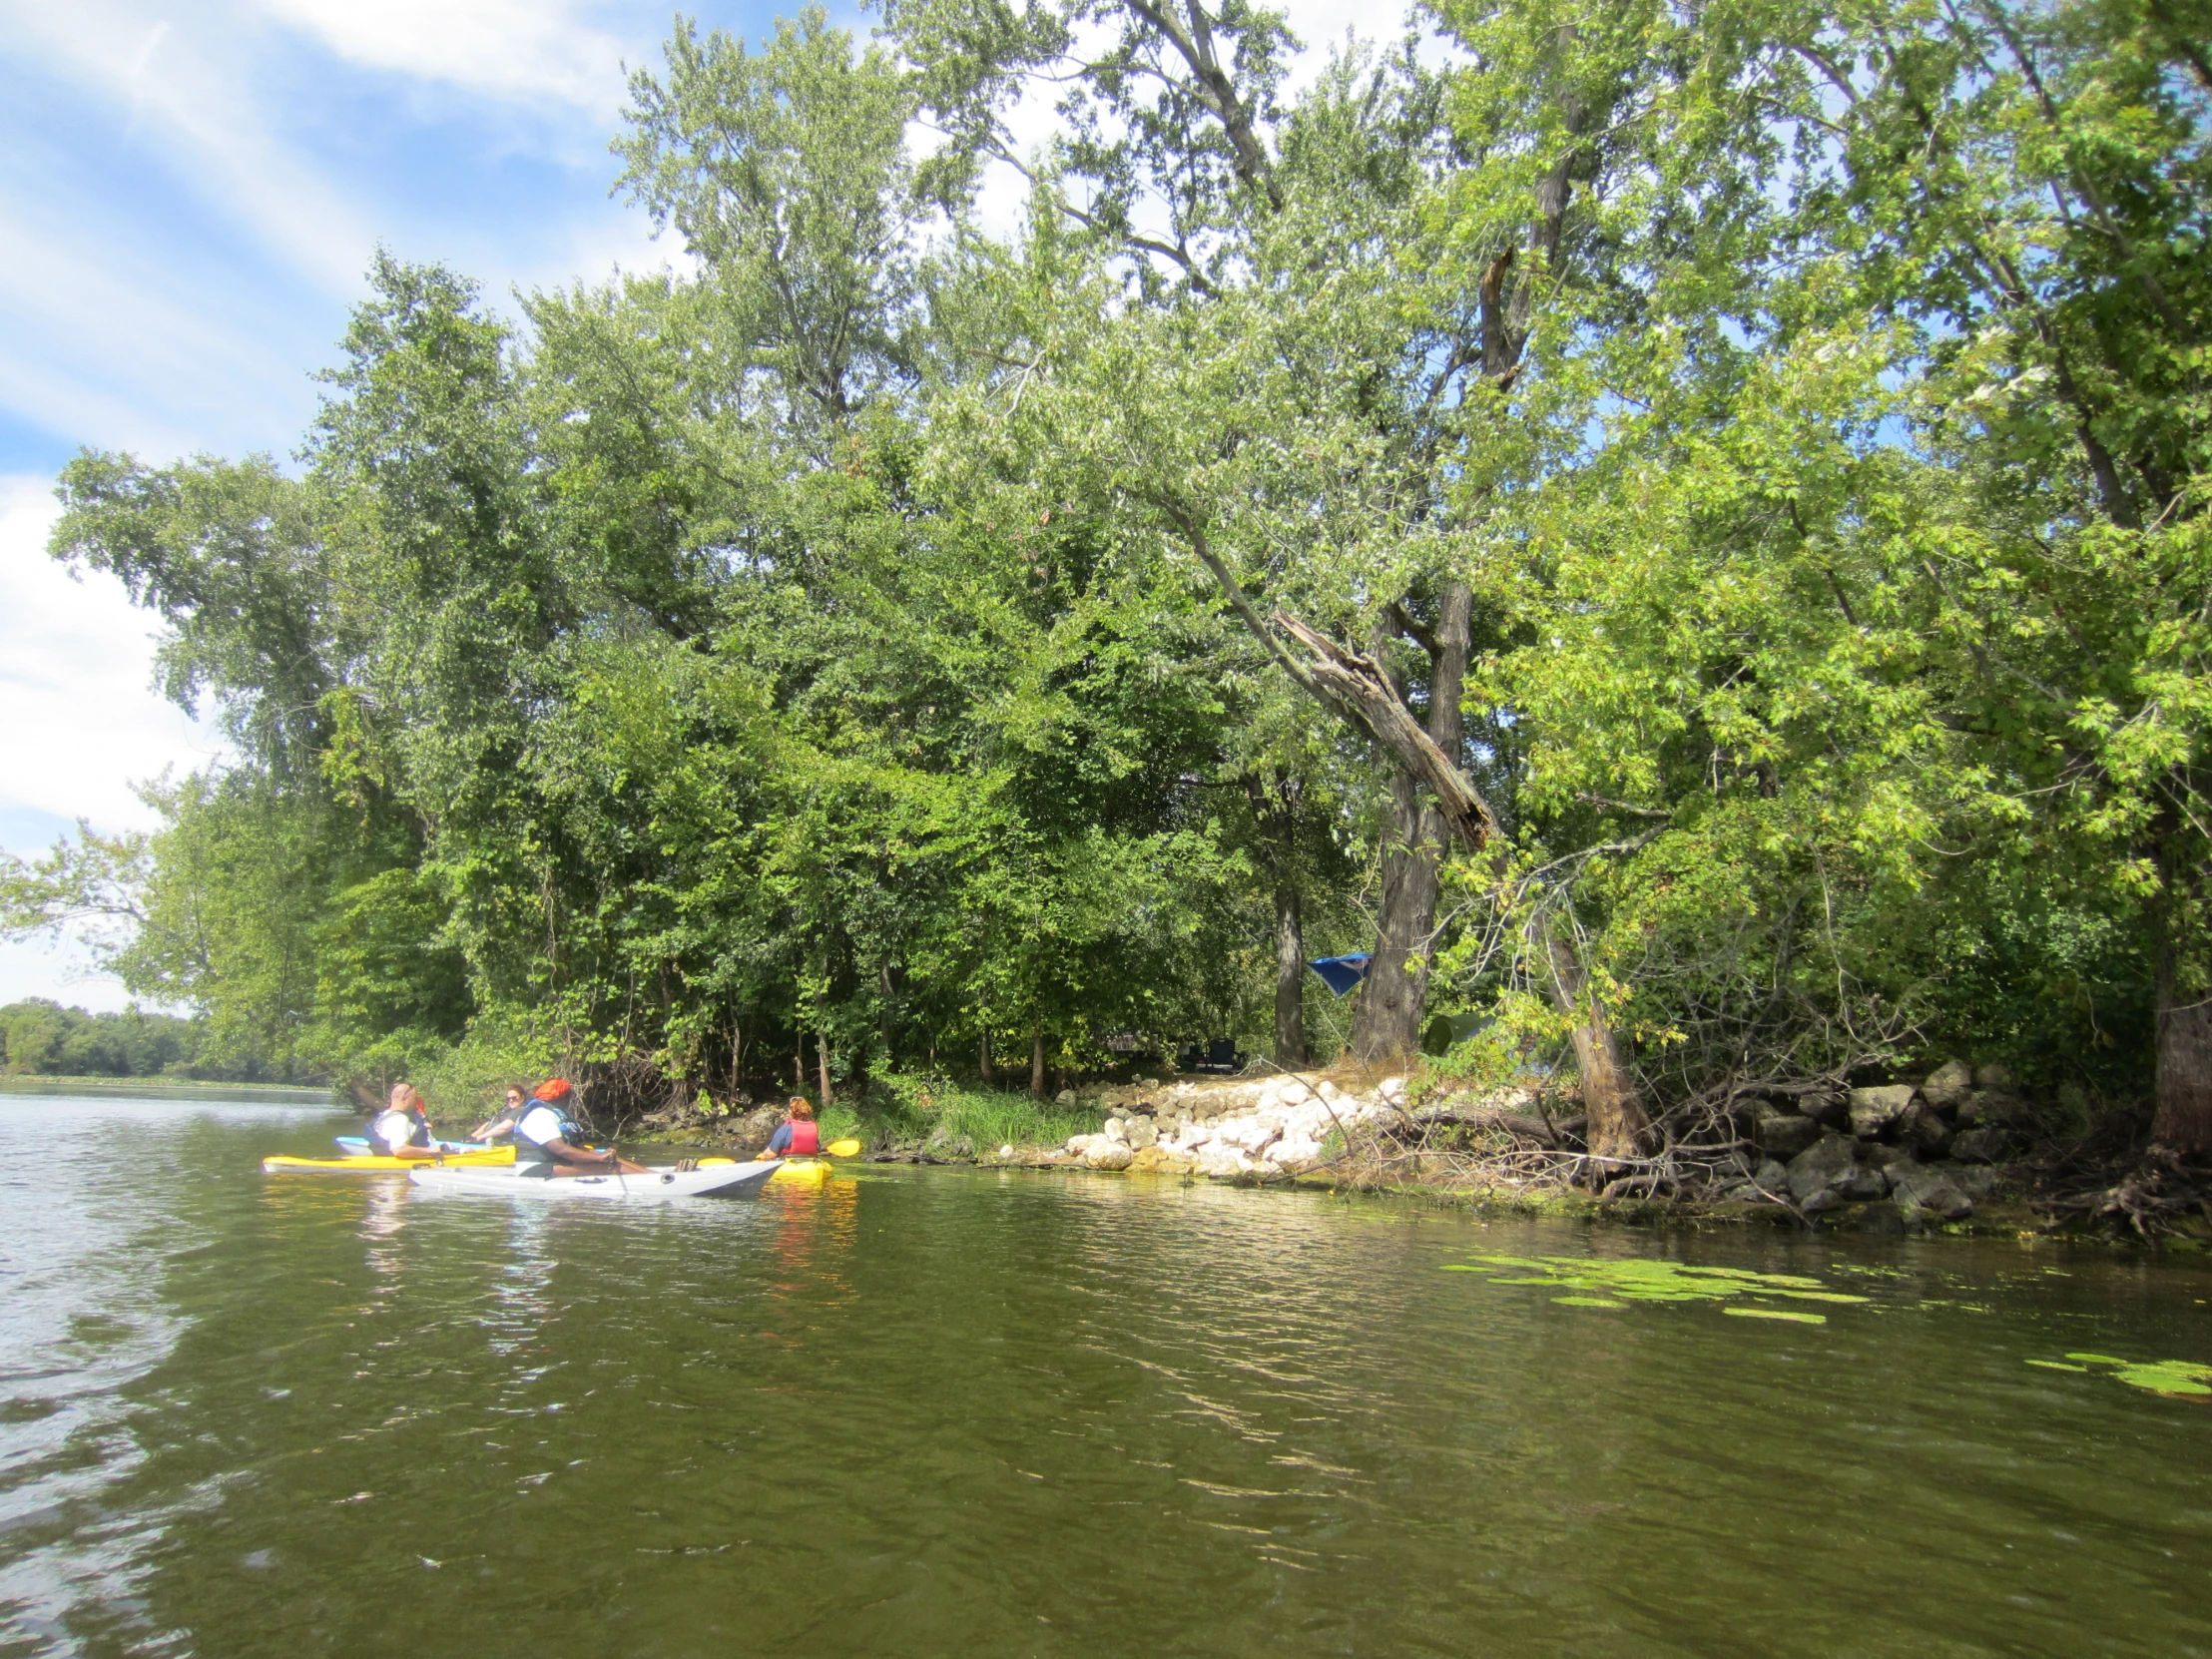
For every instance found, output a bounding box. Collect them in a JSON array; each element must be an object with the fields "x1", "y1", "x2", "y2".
[{"x1": 835, "y1": 1073, "x2": 1103, "y2": 1156}]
